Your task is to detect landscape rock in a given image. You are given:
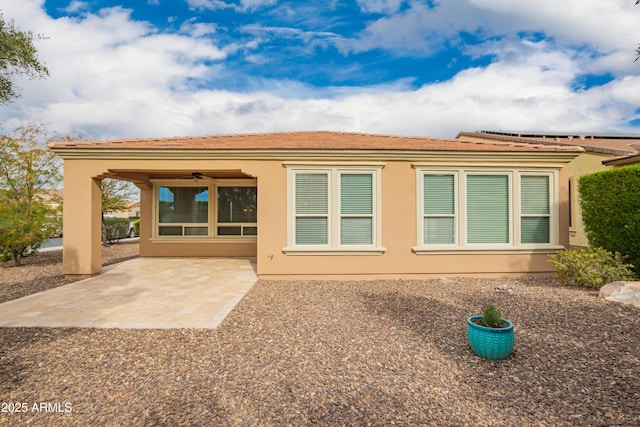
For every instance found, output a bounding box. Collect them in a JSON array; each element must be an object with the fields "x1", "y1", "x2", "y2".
[{"x1": 599, "y1": 281, "x2": 640, "y2": 307}]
